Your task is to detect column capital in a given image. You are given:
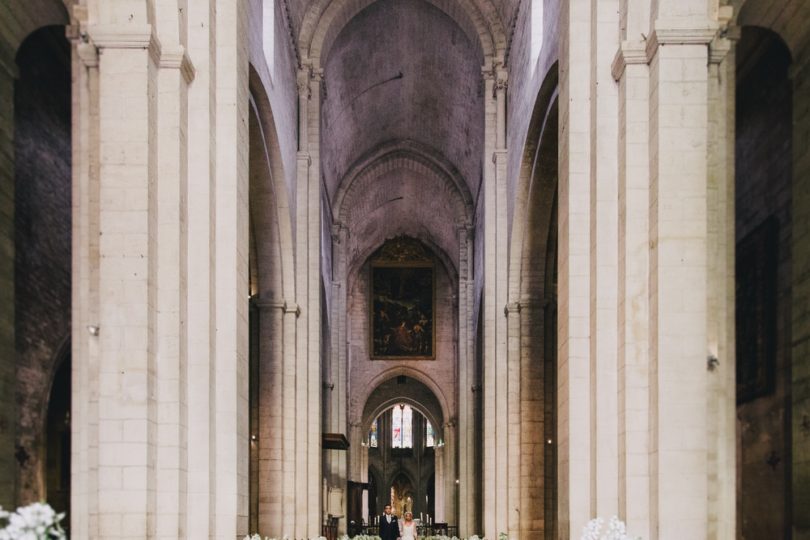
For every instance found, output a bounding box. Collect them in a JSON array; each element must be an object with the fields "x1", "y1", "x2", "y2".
[
  {"x1": 645, "y1": 19, "x2": 720, "y2": 61},
  {"x1": 503, "y1": 302, "x2": 521, "y2": 317},
  {"x1": 86, "y1": 23, "x2": 153, "y2": 49},
  {"x1": 611, "y1": 40, "x2": 647, "y2": 81}
]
